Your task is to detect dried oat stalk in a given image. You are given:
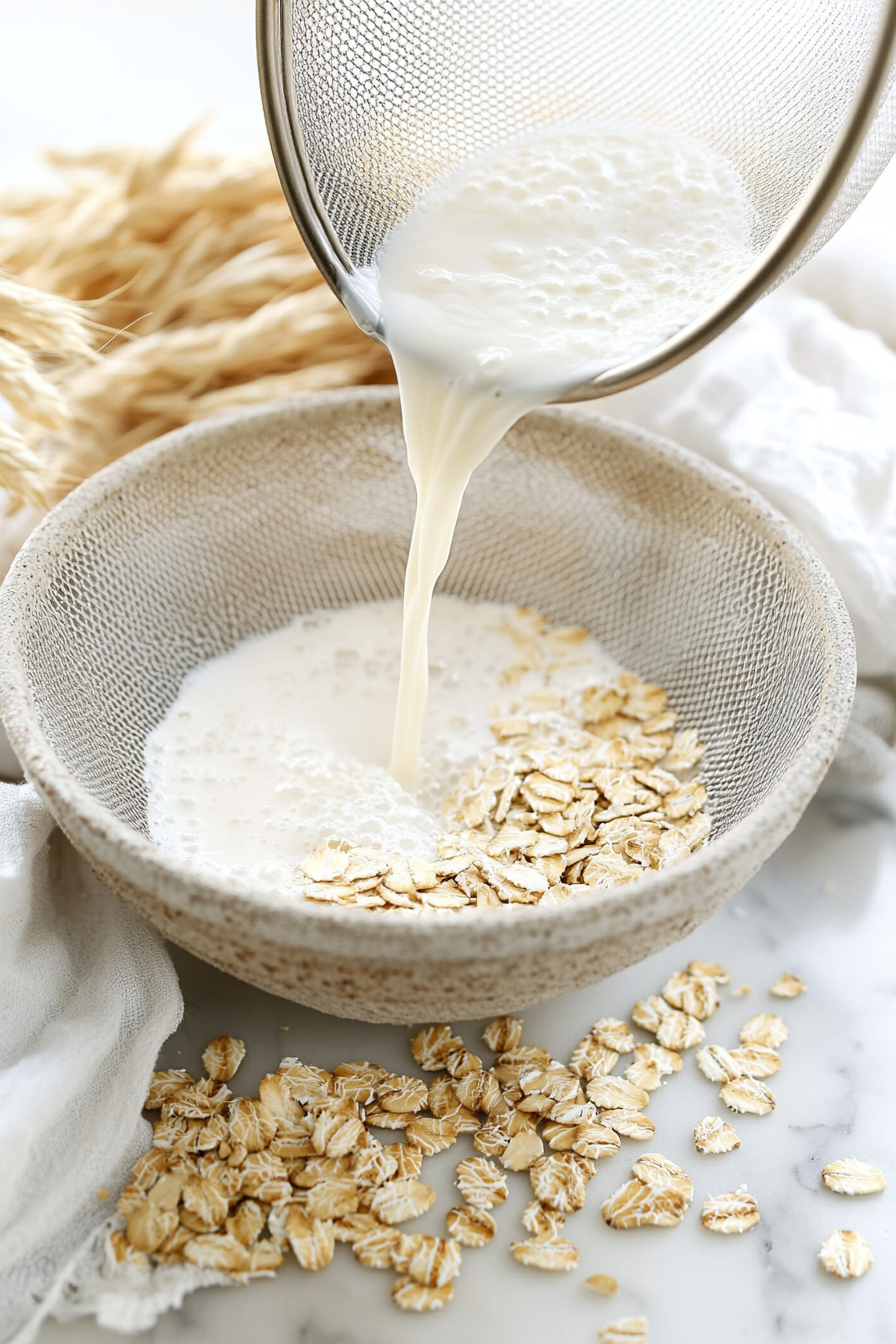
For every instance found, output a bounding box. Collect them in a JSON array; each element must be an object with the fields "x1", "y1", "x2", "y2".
[{"x1": 0, "y1": 131, "x2": 394, "y2": 503}]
